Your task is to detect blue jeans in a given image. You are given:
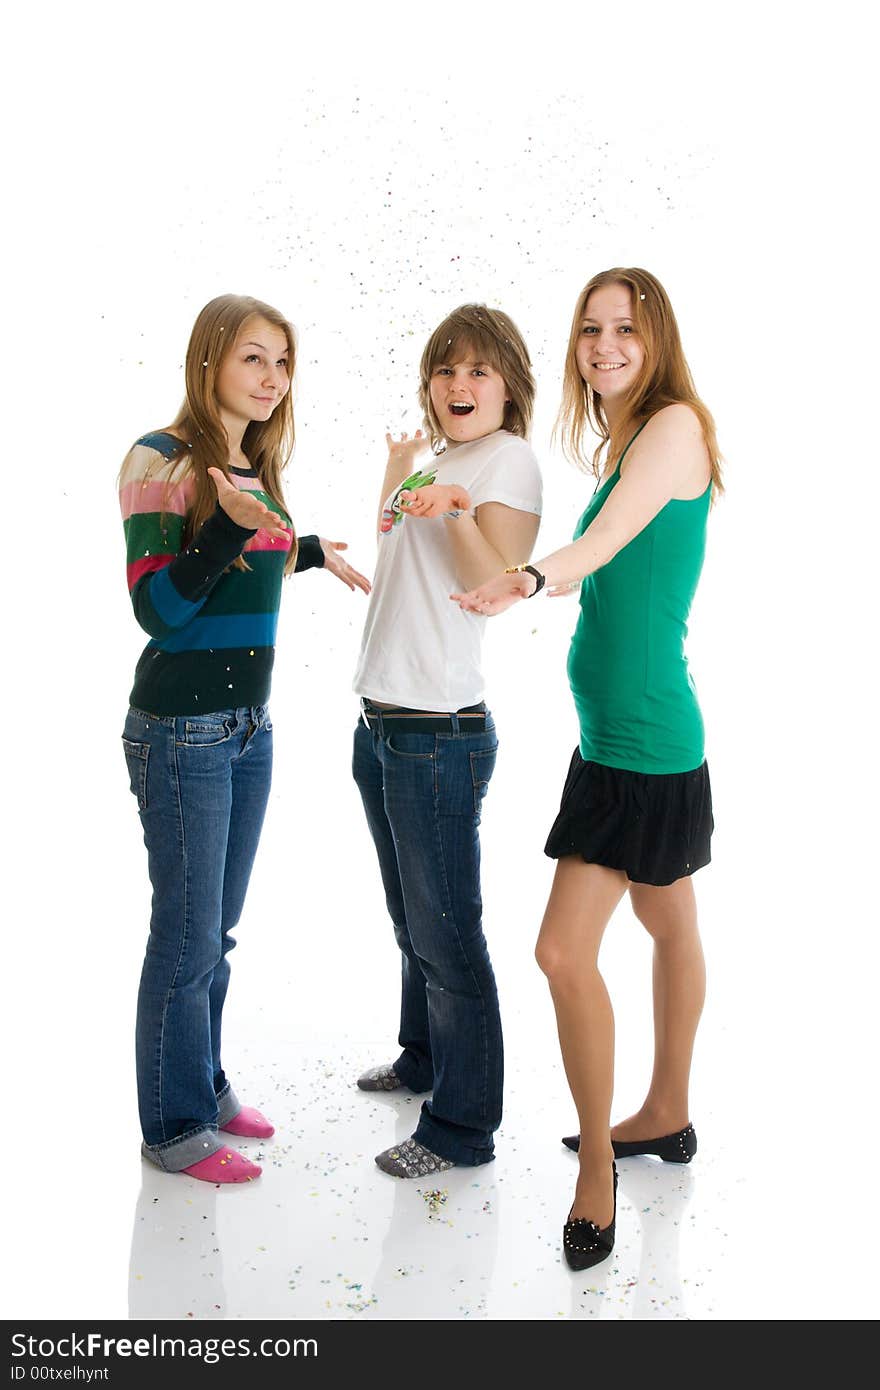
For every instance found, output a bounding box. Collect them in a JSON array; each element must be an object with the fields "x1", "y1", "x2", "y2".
[
  {"x1": 122, "y1": 705, "x2": 272, "y2": 1171},
  {"x1": 352, "y1": 712, "x2": 502, "y2": 1165}
]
